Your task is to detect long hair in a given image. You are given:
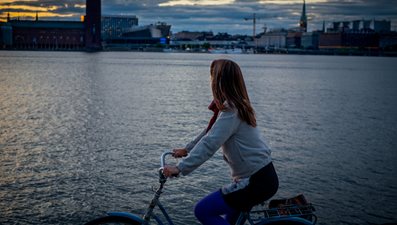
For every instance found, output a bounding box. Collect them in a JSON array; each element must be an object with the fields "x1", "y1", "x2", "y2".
[{"x1": 210, "y1": 59, "x2": 256, "y2": 127}]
